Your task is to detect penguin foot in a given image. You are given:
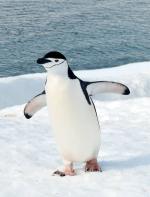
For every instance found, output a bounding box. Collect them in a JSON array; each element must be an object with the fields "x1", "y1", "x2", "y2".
[
  {"x1": 52, "y1": 168, "x2": 76, "y2": 177},
  {"x1": 85, "y1": 159, "x2": 102, "y2": 172},
  {"x1": 64, "y1": 168, "x2": 76, "y2": 176}
]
